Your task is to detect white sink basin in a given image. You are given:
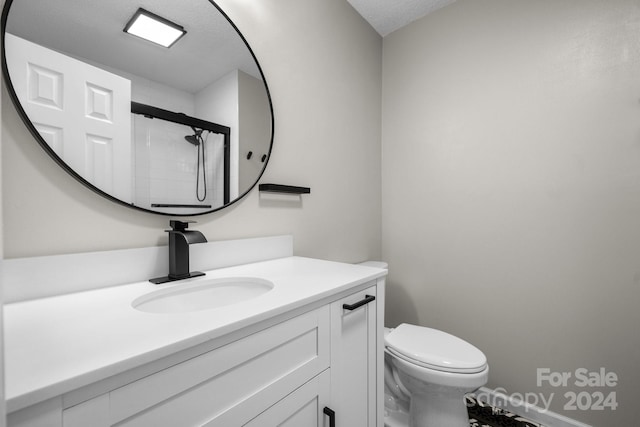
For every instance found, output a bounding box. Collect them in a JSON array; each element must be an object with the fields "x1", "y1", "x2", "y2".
[{"x1": 132, "y1": 277, "x2": 274, "y2": 313}]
